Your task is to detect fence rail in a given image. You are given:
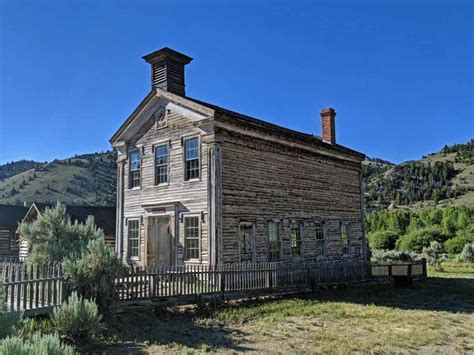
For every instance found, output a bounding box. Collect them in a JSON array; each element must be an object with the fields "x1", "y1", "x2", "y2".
[{"x1": 1, "y1": 259, "x2": 426, "y2": 314}]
